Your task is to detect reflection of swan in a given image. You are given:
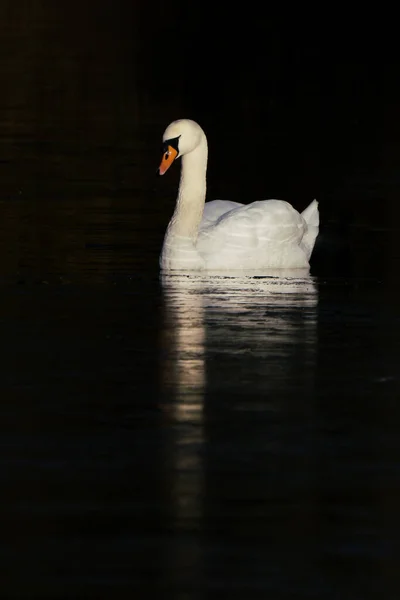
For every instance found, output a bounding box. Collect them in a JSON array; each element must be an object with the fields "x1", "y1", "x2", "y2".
[
  {"x1": 162, "y1": 269, "x2": 317, "y2": 308},
  {"x1": 158, "y1": 119, "x2": 319, "y2": 270},
  {"x1": 161, "y1": 269, "x2": 318, "y2": 406},
  {"x1": 161, "y1": 276, "x2": 206, "y2": 422},
  {"x1": 160, "y1": 270, "x2": 318, "y2": 587}
]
